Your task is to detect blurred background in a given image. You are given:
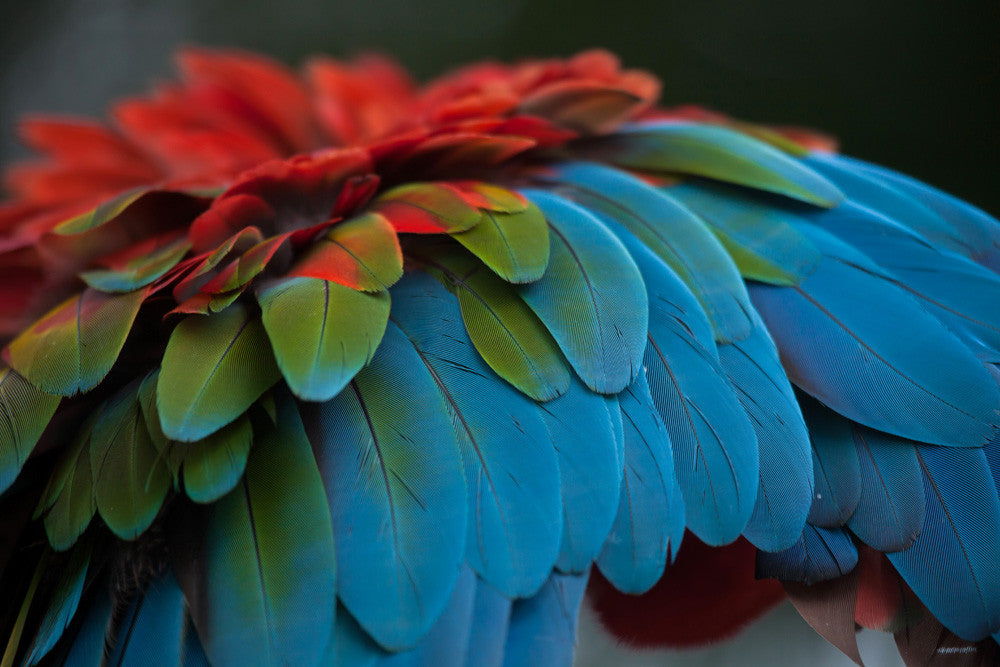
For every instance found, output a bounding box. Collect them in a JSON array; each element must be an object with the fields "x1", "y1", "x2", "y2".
[
  {"x1": 2, "y1": 0, "x2": 998, "y2": 212},
  {"x1": 0, "y1": 2, "x2": 994, "y2": 664}
]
